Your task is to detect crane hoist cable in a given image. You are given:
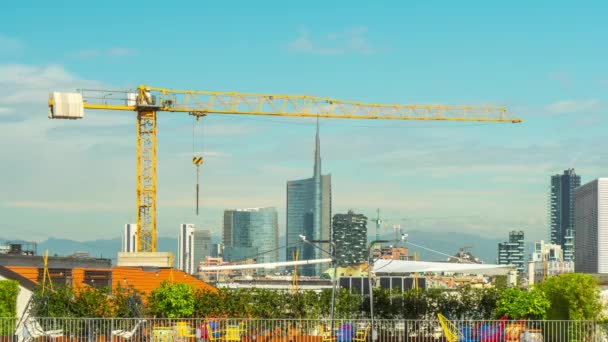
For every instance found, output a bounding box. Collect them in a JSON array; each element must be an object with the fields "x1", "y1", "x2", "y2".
[{"x1": 192, "y1": 115, "x2": 205, "y2": 215}]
